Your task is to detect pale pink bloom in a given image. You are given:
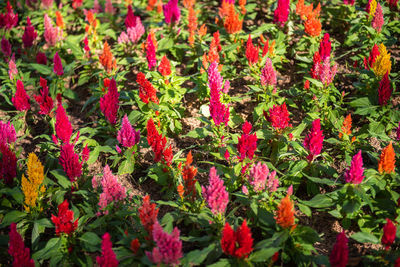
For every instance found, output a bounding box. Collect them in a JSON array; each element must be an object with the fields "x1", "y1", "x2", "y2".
[
  {"x1": 242, "y1": 185, "x2": 249, "y2": 195},
  {"x1": 208, "y1": 62, "x2": 223, "y2": 93},
  {"x1": 98, "y1": 165, "x2": 127, "y2": 212},
  {"x1": 92, "y1": 0, "x2": 102, "y2": 13},
  {"x1": 44, "y1": 14, "x2": 62, "y2": 47},
  {"x1": 344, "y1": 150, "x2": 364, "y2": 184},
  {"x1": 260, "y1": 58, "x2": 277, "y2": 87},
  {"x1": 249, "y1": 162, "x2": 279, "y2": 192},
  {"x1": 8, "y1": 57, "x2": 17, "y2": 80},
  {"x1": 105, "y1": 0, "x2": 115, "y2": 14},
  {"x1": 222, "y1": 80, "x2": 230, "y2": 94},
  {"x1": 118, "y1": 32, "x2": 129, "y2": 44},
  {"x1": 287, "y1": 185, "x2": 293, "y2": 196},
  {"x1": 115, "y1": 145, "x2": 122, "y2": 154},
  {"x1": 202, "y1": 167, "x2": 229, "y2": 215},
  {"x1": 319, "y1": 57, "x2": 337, "y2": 86},
  {"x1": 118, "y1": 17, "x2": 145, "y2": 44},
  {"x1": 42, "y1": 0, "x2": 53, "y2": 8}
]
